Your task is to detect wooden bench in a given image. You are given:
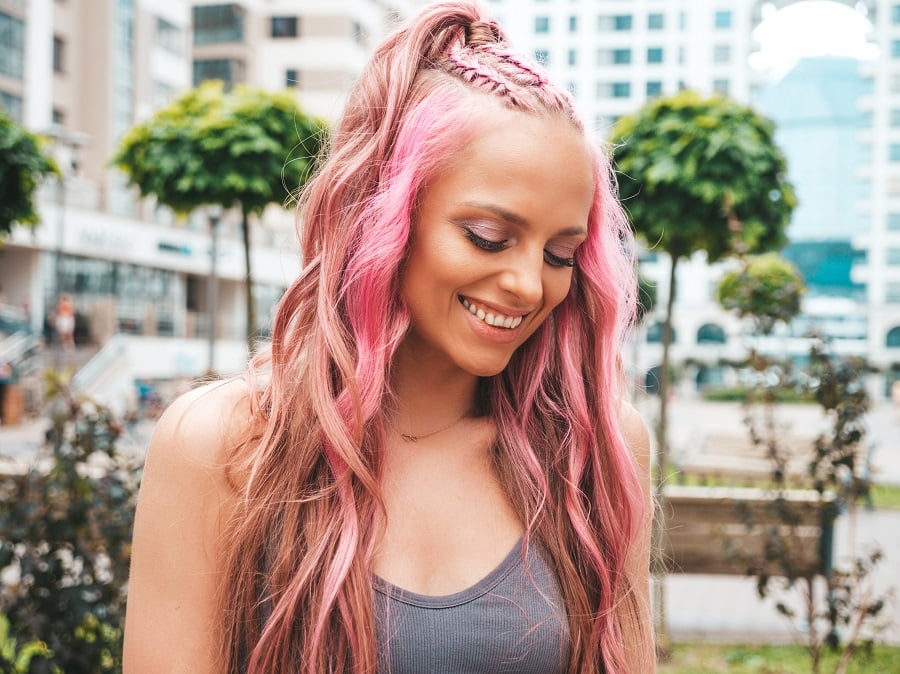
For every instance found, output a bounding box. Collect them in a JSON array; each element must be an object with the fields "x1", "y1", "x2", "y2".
[{"x1": 662, "y1": 485, "x2": 837, "y2": 577}]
